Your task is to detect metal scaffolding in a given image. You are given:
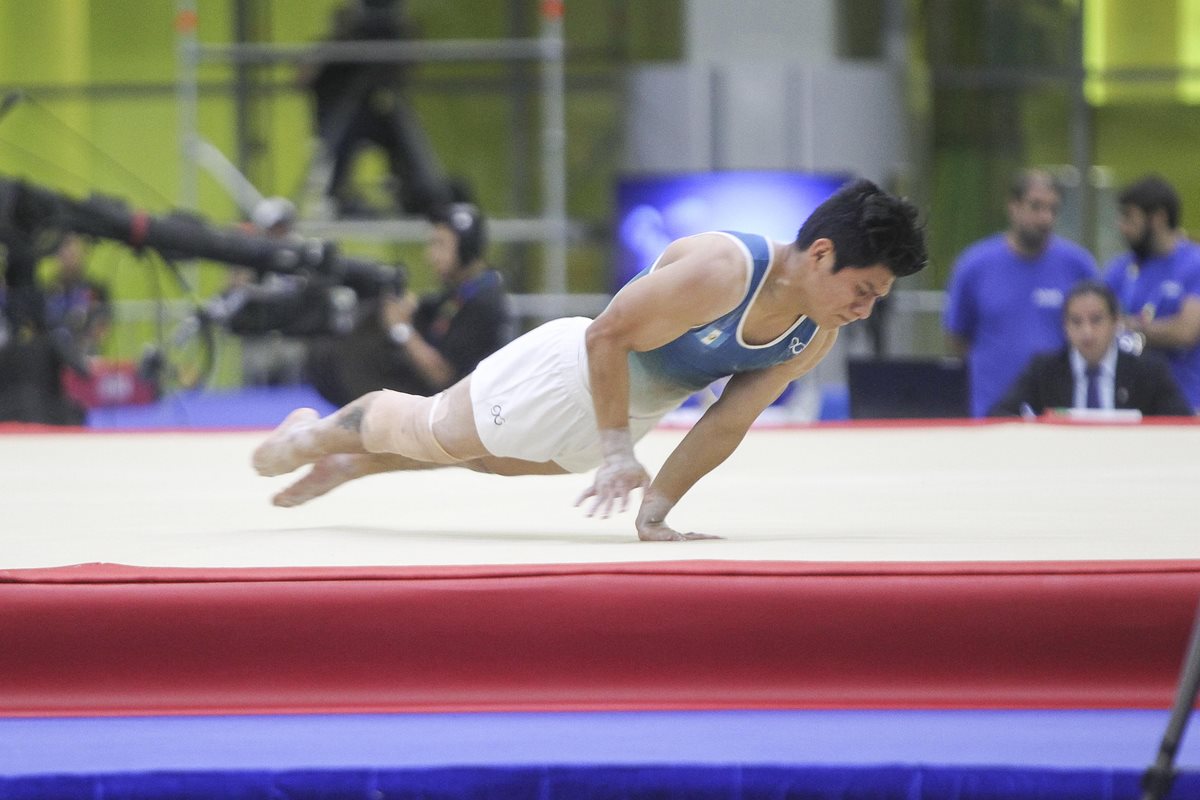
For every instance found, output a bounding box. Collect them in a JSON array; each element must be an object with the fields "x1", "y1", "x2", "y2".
[{"x1": 174, "y1": 1, "x2": 571, "y2": 304}]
